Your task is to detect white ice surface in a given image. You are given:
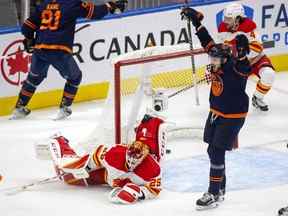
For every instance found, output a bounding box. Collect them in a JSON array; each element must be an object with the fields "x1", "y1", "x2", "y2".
[{"x1": 0, "y1": 73, "x2": 288, "y2": 216}]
